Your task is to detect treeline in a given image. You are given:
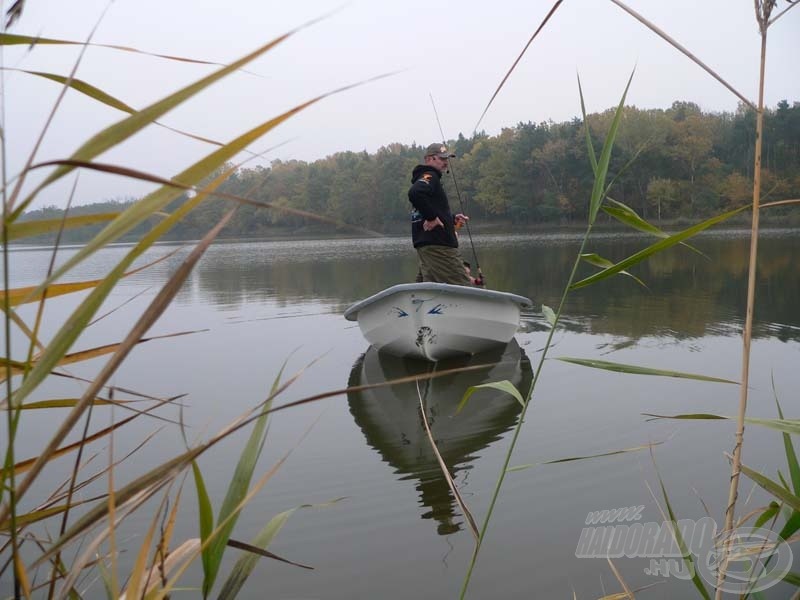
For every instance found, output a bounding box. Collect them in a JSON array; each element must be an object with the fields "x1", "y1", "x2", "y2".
[{"x1": 20, "y1": 100, "x2": 800, "y2": 242}]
